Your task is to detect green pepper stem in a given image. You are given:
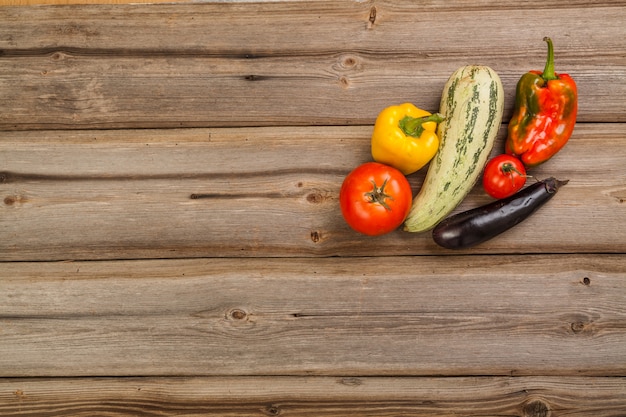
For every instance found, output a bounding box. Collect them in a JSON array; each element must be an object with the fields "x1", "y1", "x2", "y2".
[
  {"x1": 542, "y1": 37, "x2": 558, "y2": 81},
  {"x1": 399, "y1": 113, "x2": 444, "y2": 138}
]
